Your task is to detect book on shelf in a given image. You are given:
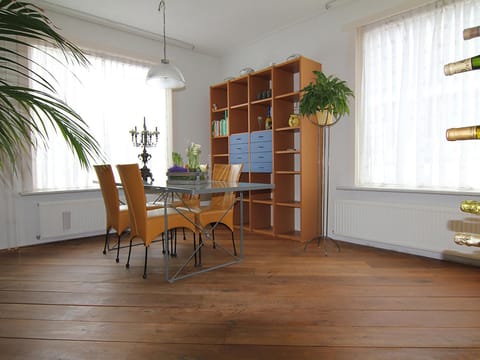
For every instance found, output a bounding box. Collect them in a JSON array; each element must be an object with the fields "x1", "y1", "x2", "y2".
[{"x1": 211, "y1": 118, "x2": 229, "y2": 137}]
